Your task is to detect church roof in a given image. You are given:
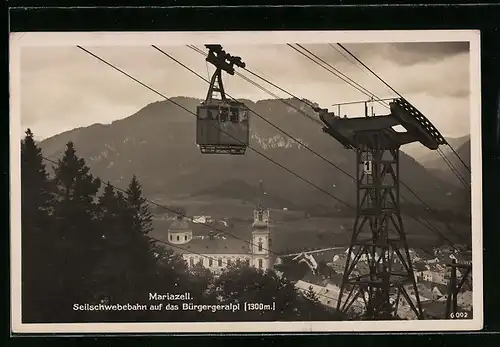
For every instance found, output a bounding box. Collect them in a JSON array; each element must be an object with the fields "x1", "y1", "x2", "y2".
[
  {"x1": 169, "y1": 237, "x2": 252, "y2": 255},
  {"x1": 168, "y1": 218, "x2": 191, "y2": 232},
  {"x1": 309, "y1": 248, "x2": 345, "y2": 263}
]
